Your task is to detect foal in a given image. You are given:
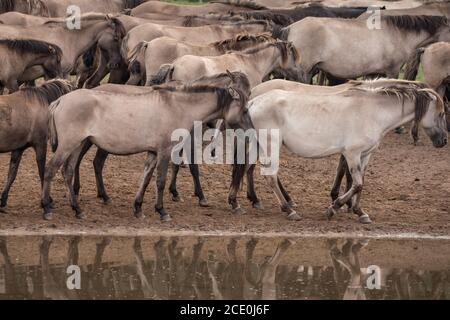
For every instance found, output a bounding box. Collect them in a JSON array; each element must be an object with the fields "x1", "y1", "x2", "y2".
[
  {"x1": 0, "y1": 79, "x2": 74, "y2": 212},
  {"x1": 0, "y1": 39, "x2": 62, "y2": 93}
]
